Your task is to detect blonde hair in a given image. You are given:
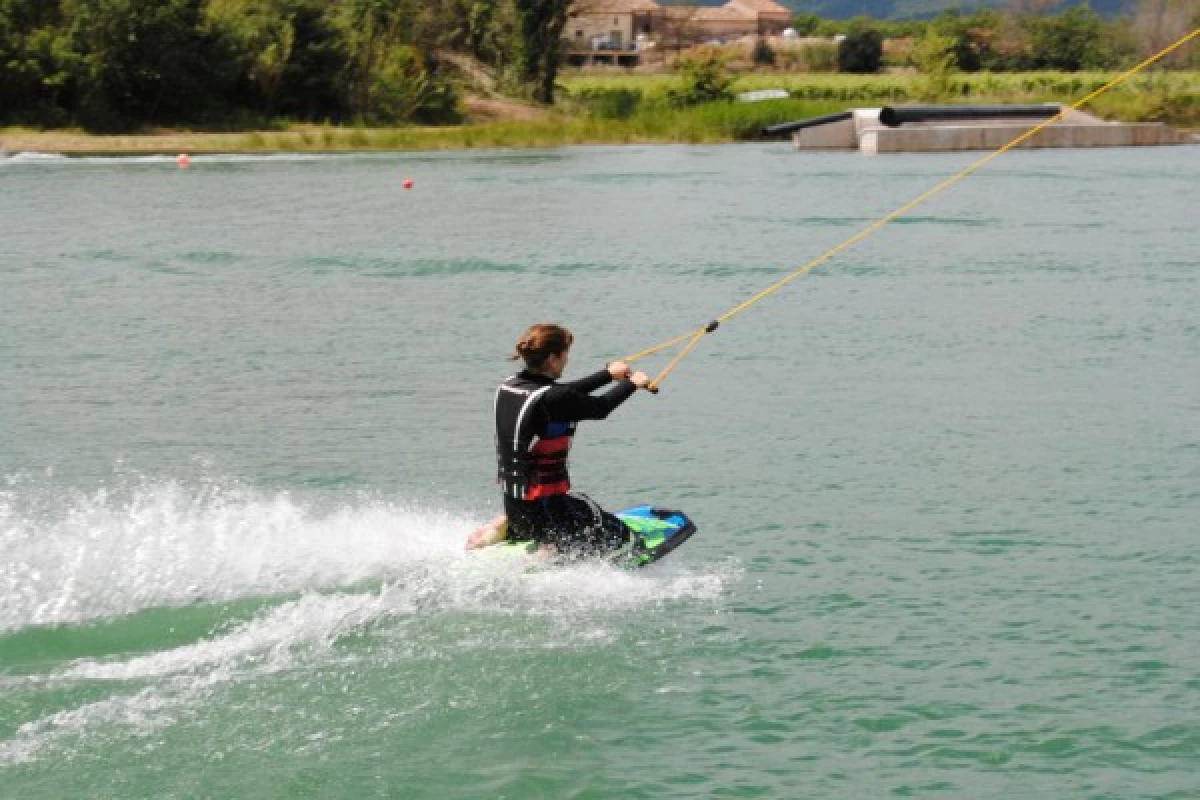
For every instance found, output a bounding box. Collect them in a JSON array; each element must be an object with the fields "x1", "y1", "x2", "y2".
[{"x1": 511, "y1": 323, "x2": 573, "y2": 370}]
